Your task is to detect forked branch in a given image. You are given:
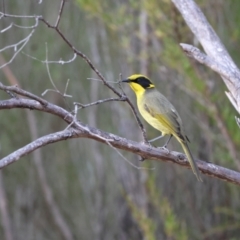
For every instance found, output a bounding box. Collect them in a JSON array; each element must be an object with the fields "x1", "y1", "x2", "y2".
[
  {"x1": 0, "y1": 89, "x2": 240, "y2": 185},
  {"x1": 172, "y1": 0, "x2": 240, "y2": 115}
]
